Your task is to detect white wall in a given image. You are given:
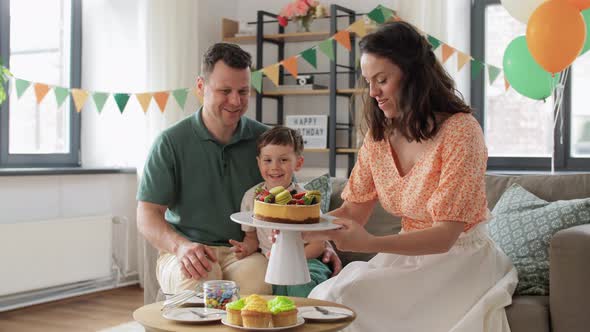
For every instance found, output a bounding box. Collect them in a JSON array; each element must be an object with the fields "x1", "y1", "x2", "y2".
[{"x1": 0, "y1": 173, "x2": 139, "y2": 278}]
